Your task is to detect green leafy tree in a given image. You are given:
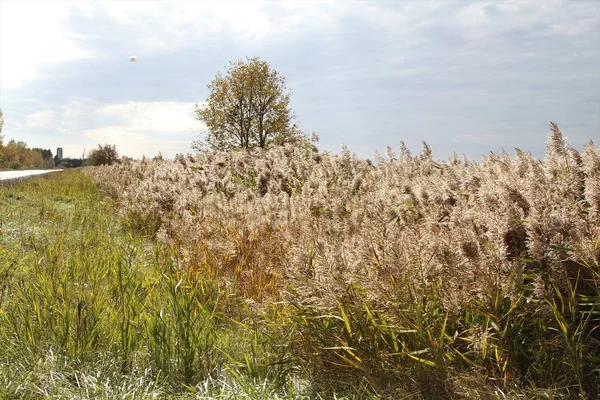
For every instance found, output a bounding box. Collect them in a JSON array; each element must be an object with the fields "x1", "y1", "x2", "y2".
[
  {"x1": 87, "y1": 144, "x2": 120, "y2": 166},
  {"x1": 32, "y1": 148, "x2": 55, "y2": 168},
  {"x1": 194, "y1": 57, "x2": 304, "y2": 151}
]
